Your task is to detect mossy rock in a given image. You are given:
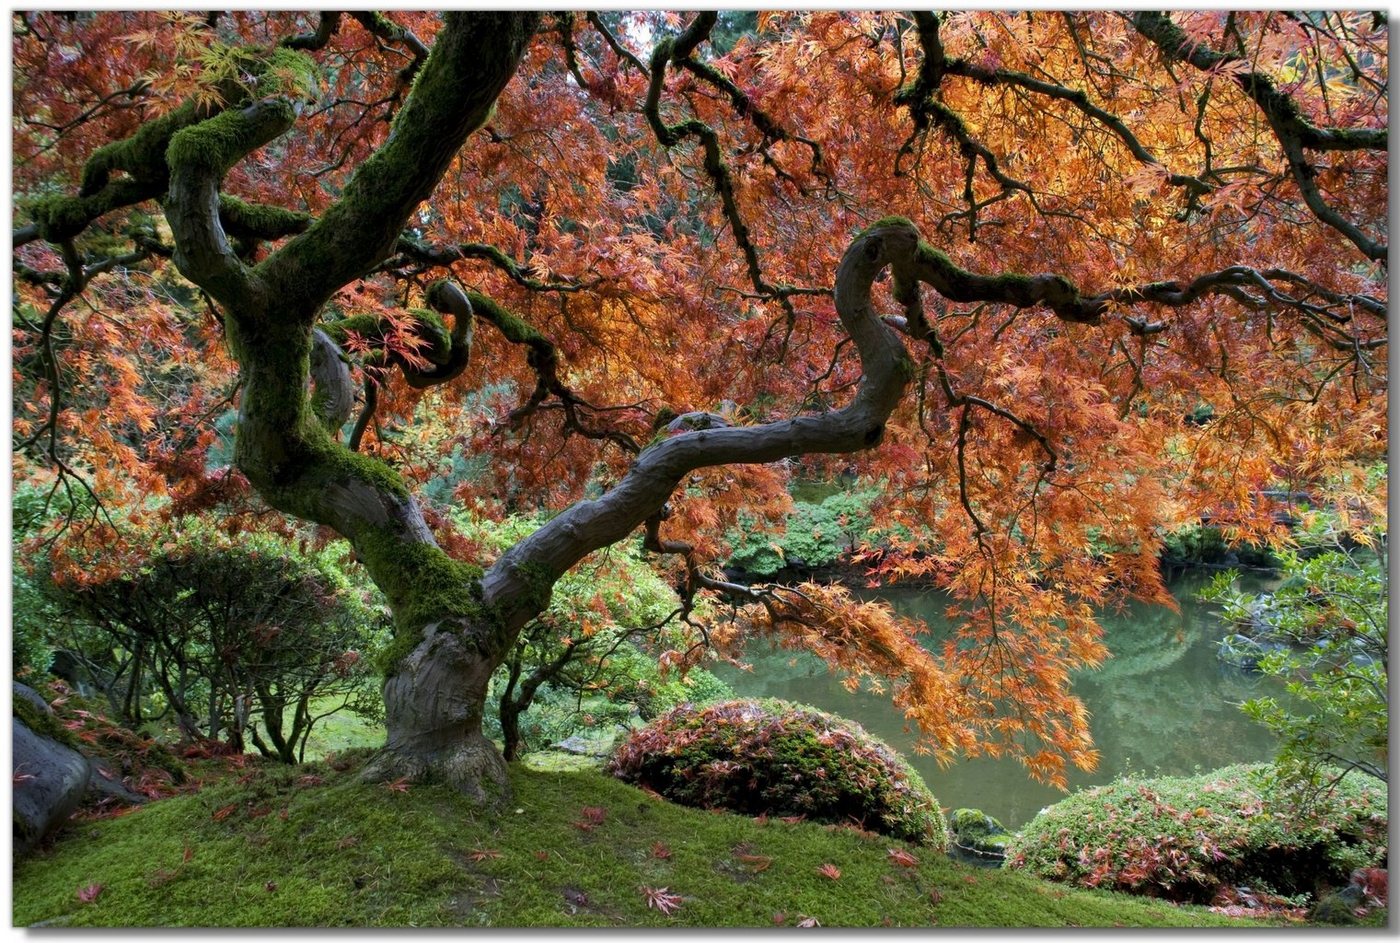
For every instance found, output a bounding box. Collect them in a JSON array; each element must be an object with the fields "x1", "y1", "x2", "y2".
[
  {"x1": 607, "y1": 698, "x2": 947, "y2": 848},
  {"x1": 948, "y1": 808, "x2": 1012, "y2": 866}
]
